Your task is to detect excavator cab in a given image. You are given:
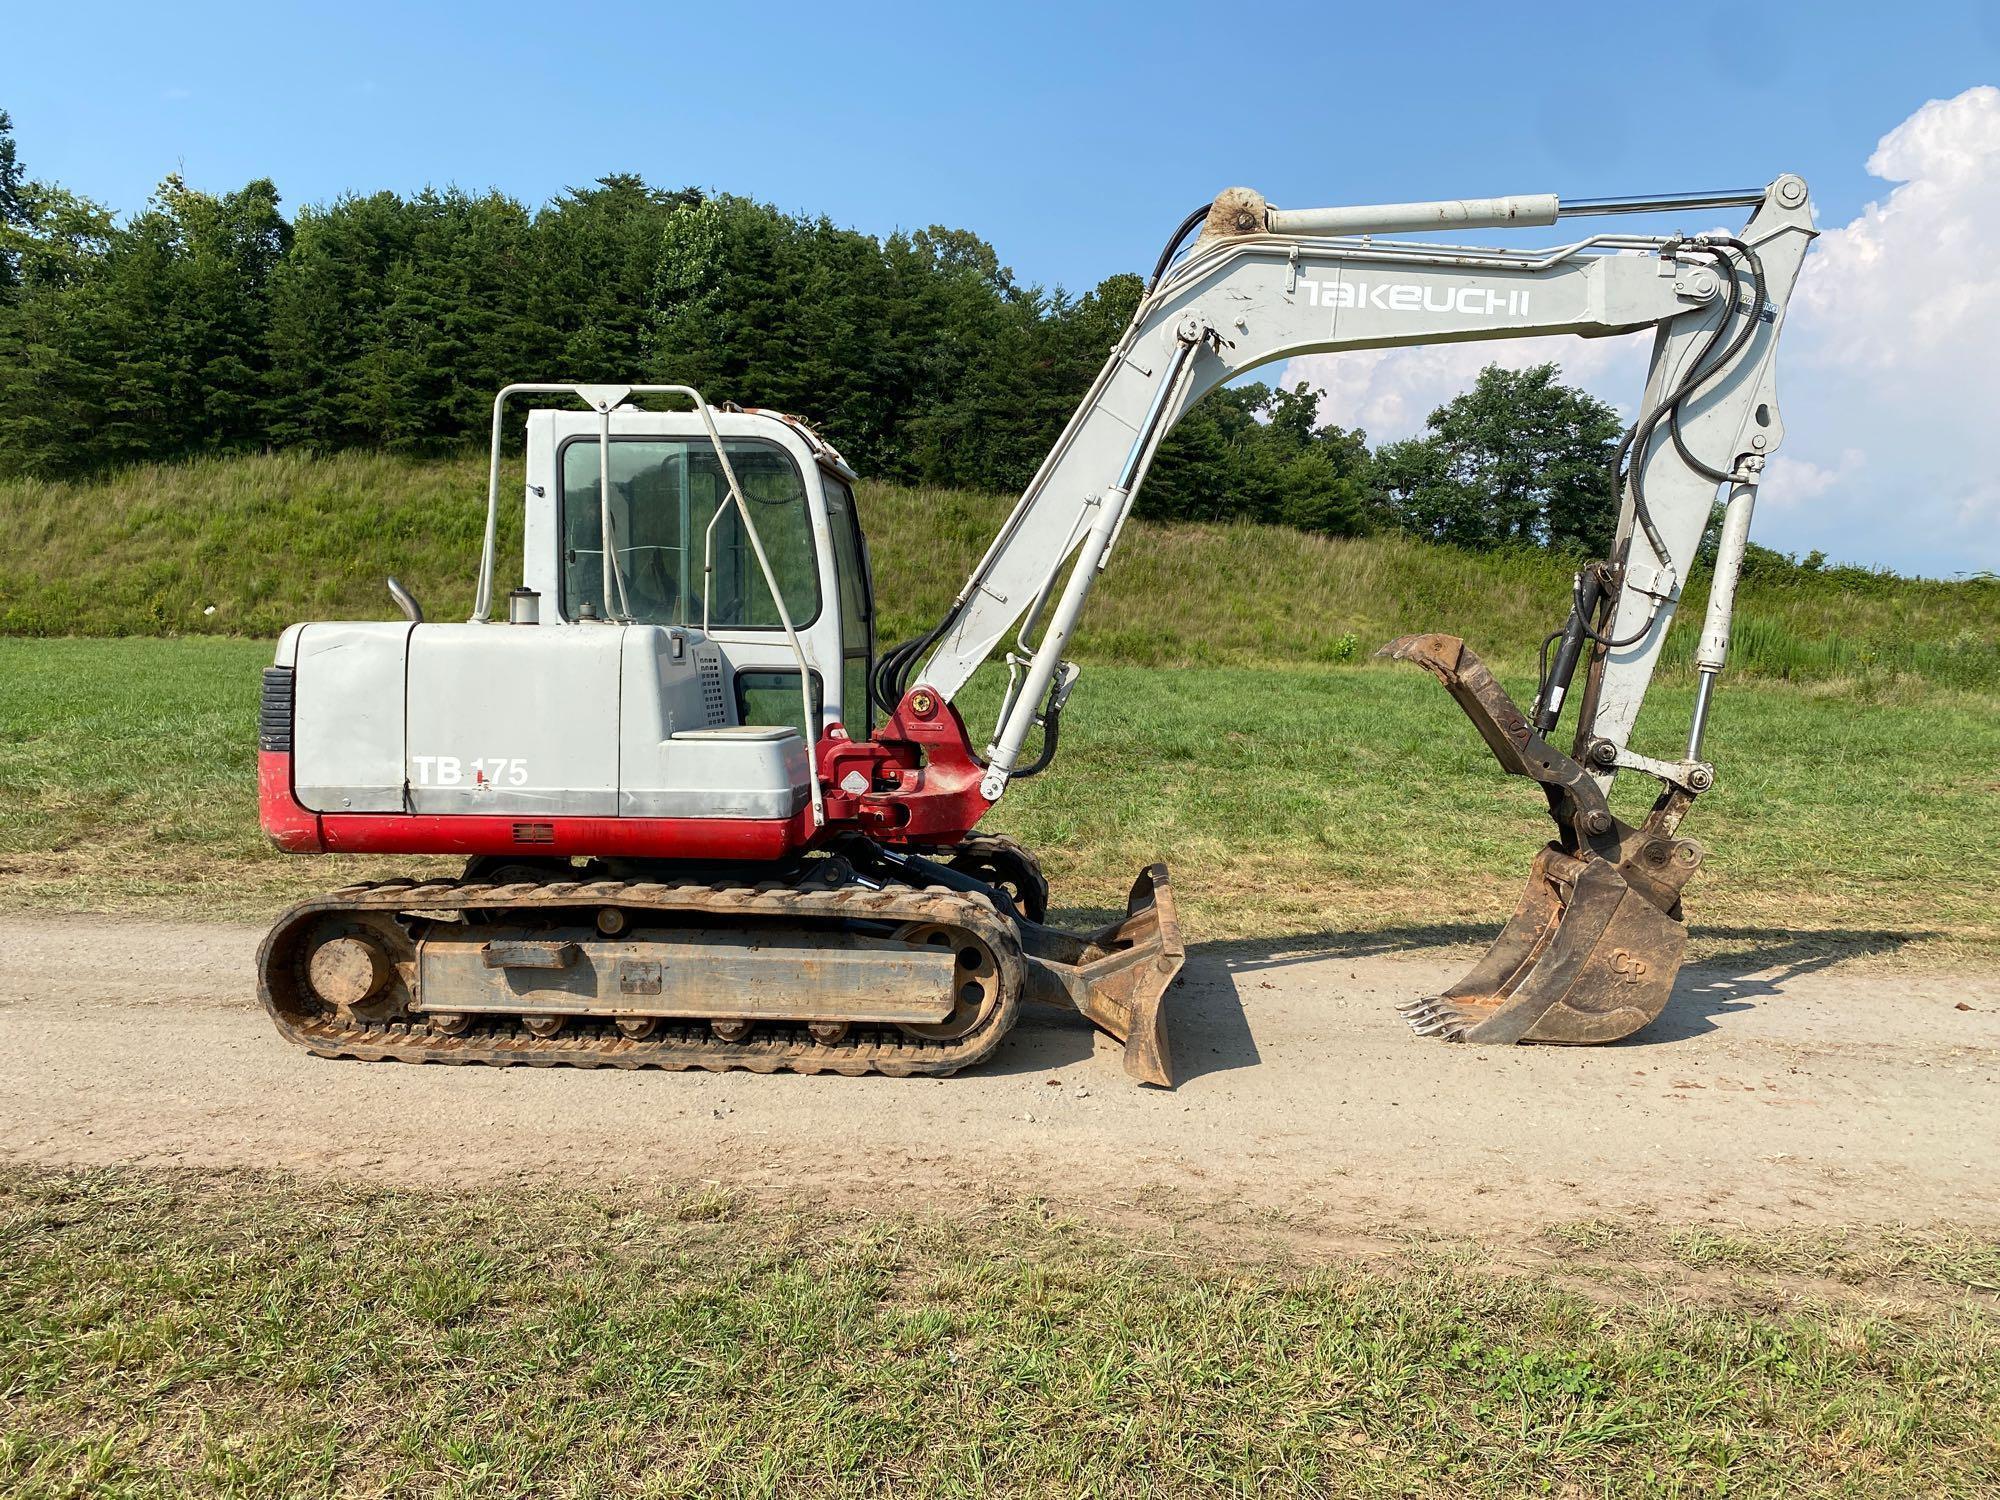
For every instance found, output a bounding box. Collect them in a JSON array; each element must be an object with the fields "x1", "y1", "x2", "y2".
[
  {"x1": 526, "y1": 402, "x2": 876, "y2": 744},
  {"x1": 267, "y1": 398, "x2": 866, "y2": 863}
]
